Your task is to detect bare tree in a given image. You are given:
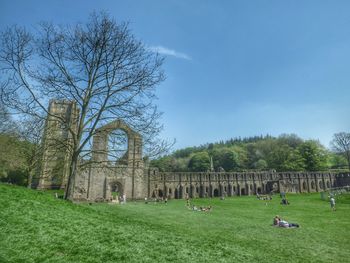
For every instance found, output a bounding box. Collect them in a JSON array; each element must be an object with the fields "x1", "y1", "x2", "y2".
[
  {"x1": 0, "y1": 104, "x2": 18, "y2": 134},
  {"x1": 331, "y1": 132, "x2": 350, "y2": 171},
  {"x1": 18, "y1": 116, "x2": 46, "y2": 188},
  {"x1": 0, "y1": 12, "x2": 170, "y2": 199}
]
